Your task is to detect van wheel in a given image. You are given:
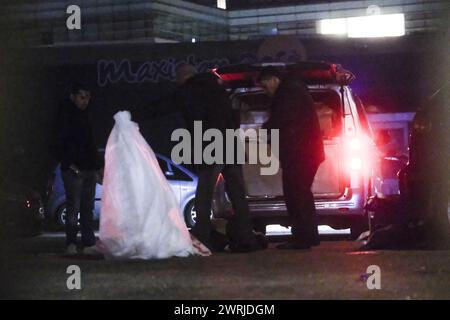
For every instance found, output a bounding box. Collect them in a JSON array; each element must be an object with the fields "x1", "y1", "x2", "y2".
[{"x1": 184, "y1": 200, "x2": 197, "y2": 229}]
